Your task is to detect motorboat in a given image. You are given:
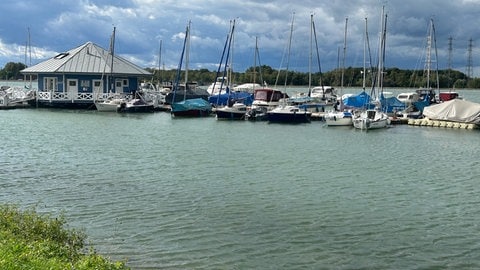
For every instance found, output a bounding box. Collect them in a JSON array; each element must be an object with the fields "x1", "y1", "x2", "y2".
[
  {"x1": 206, "y1": 76, "x2": 229, "y2": 96},
  {"x1": 309, "y1": 86, "x2": 337, "y2": 102},
  {"x1": 95, "y1": 95, "x2": 126, "y2": 112},
  {"x1": 251, "y1": 88, "x2": 288, "y2": 110},
  {"x1": 245, "y1": 106, "x2": 268, "y2": 121},
  {"x1": 215, "y1": 102, "x2": 247, "y2": 120},
  {"x1": 267, "y1": 105, "x2": 311, "y2": 123},
  {"x1": 117, "y1": 98, "x2": 155, "y2": 113},
  {"x1": 396, "y1": 92, "x2": 420, "y2": 106},
  {"x1": 325, "y1": 110, "x2": 353, "y2": 126},
  {"x1": 0, "y1": 86, "x2": 35, "y2": 109}
]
